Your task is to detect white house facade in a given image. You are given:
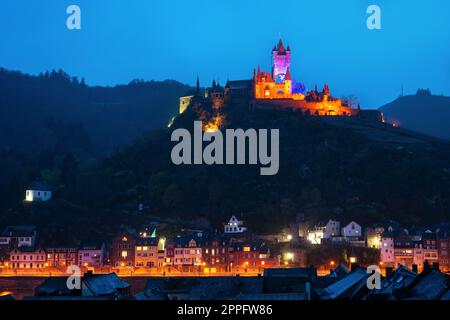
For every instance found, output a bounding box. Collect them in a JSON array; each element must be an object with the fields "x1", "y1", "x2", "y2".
[
  {"x1": 0, "y1": 226, "x2": 38, "y2": 248},
  {"x1": 224, "y1": 216, "x2": 247, "y2": 234},
  {"x1": 9, "y1": 248, "x2": 46, "y2": 269},
  {"x1": 341, "y1": 221, "x2": 362, "y2": 238},
  {"x1": 25, "y1": 181, "x2": 52, "y2": 202}
]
